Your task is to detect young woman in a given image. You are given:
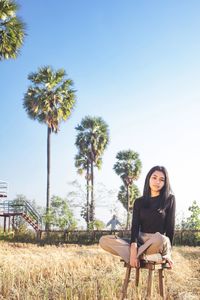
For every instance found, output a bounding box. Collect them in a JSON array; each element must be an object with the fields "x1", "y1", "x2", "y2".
[{"x1": 99, "y1": 166, "x2": 176, "y2": 268}]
